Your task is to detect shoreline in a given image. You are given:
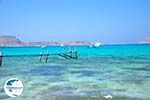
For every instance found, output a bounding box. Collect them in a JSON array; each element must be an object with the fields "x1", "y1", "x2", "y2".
[
  {"x1": 1, "y1": 36, "x2": 150, "y2": 47},
  {"x1": 0, "y1": 43, "x2": 150, "y2": 47}
]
